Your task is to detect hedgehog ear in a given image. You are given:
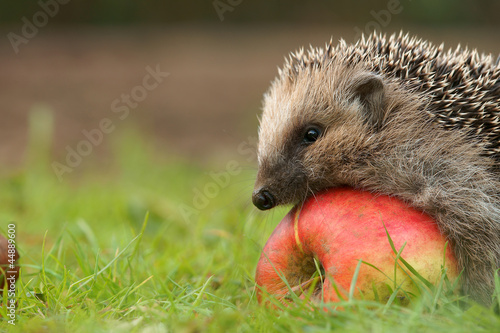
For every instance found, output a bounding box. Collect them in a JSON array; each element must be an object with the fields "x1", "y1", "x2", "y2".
[{"x1": 350, "y1": 73, "x2": 386, "y2": 130}]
